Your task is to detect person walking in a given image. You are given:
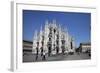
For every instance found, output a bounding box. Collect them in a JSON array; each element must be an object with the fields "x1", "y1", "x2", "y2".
[
  {"x1": 42, "y1": 51, "x2": 46, "y2": 60},
  {"x1": 41, "y1": 47, "x2": 43, "y2": 56},
  {"x1": 35, "y1": 47, "x2": 38, "y2": 61}
]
